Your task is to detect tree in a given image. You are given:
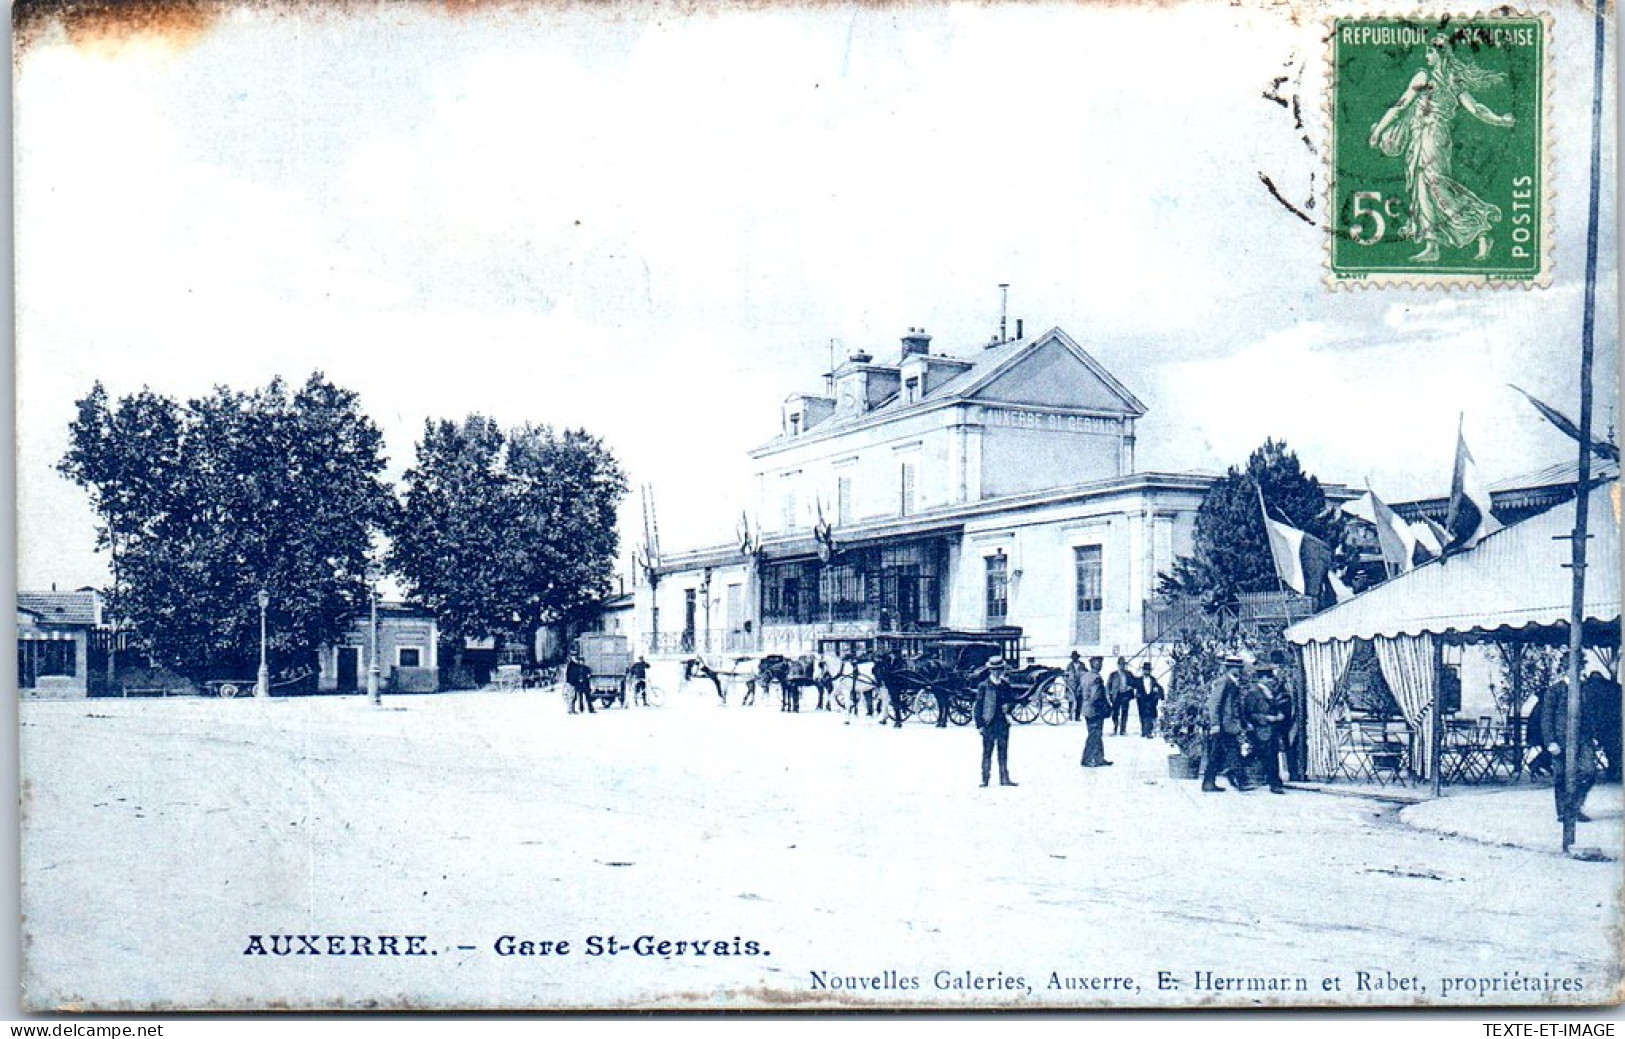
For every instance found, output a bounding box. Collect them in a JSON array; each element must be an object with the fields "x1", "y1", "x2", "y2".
[
  {"x1": 59, "y1": 374, "x2": 395, "y2": 680},
  {"x1": 390, "y1": 417, "x2": 628, "y2": 664},
  {"x1": 1159, "y1": 438, "x2": 1351, "y2": 610}
]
